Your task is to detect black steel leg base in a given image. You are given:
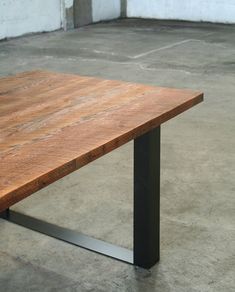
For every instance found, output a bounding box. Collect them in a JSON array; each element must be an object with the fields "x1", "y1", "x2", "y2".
[
  {"x1": 0, "y1": 126, "x2": 161, "y2": 270},
  {"x1": 2, "y1": 209, "x2": 133, "y2": 265}
]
